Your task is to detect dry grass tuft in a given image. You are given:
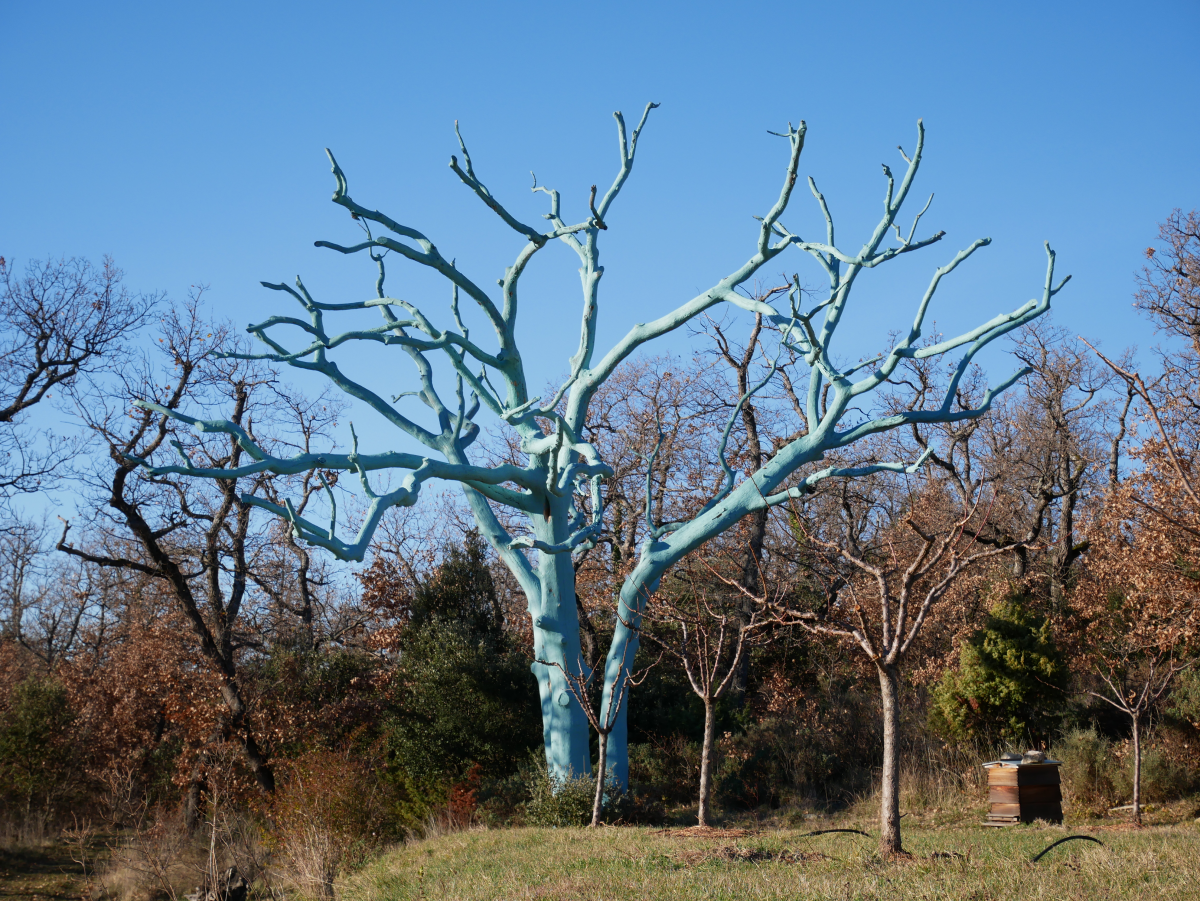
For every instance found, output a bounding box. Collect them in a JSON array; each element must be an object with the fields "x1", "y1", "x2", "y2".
[{"x1": 100, "y1": 818, "x2": 195, "y2": 901}]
